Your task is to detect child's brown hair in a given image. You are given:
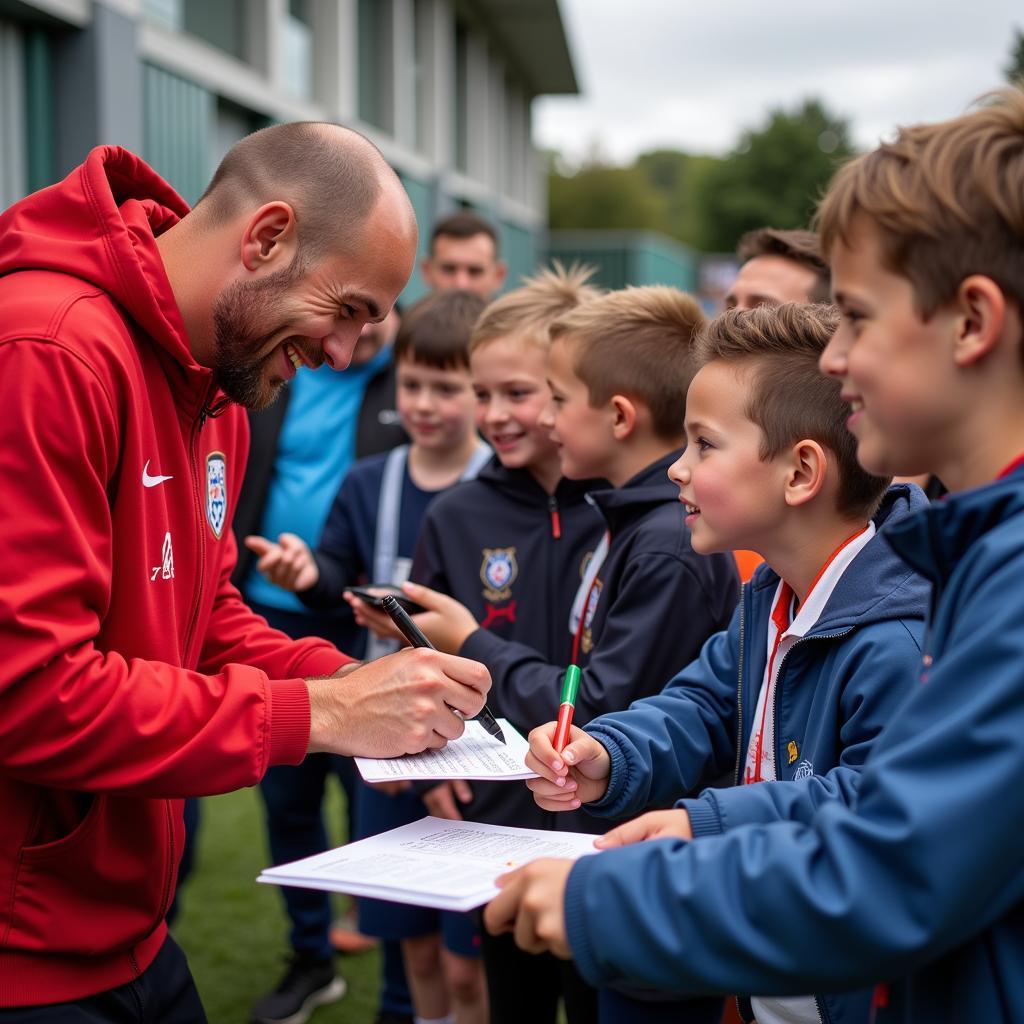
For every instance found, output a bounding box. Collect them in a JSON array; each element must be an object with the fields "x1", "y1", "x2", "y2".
[
  {"x1": 816, "y1": 86, "x2": 1024, "y2": 317},
  {"x1": 469, "y1": 262, "x2": 600, "y2": 353},
  {"x1": 549, "y1": 286, "x2": 705, "y2": 440},
  {"x1": 394, "y1": 289, "x2": 486, "y2": 370},
  {"x1": 696, "y1": 303, "x2": 891, "y2": 520}
]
